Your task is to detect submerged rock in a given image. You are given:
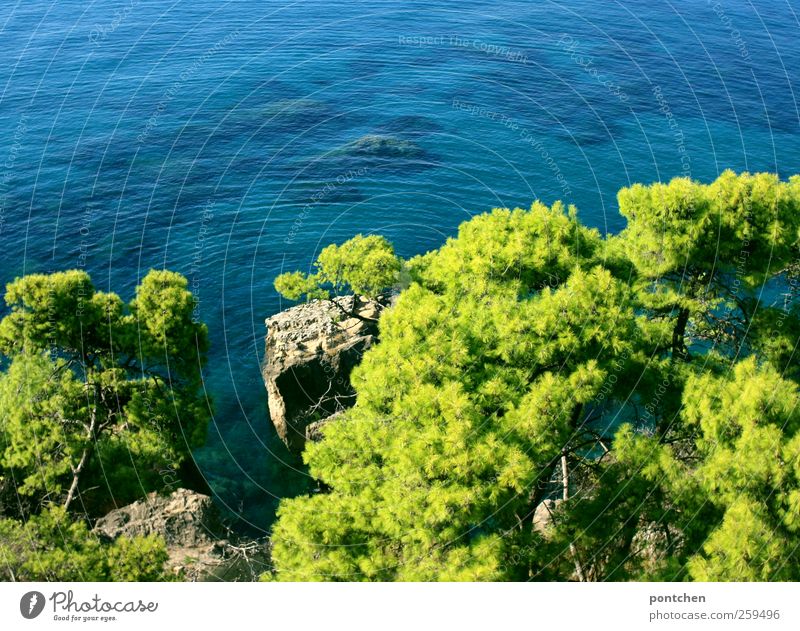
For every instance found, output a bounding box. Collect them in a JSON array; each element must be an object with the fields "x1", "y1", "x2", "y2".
[
  {"x1": 312, "y1": 134, "x2": 434, "y2": 176},
  {"x1": 93, "y1": 488, "x2": 270, "y2": 581},
  {"x1": 263, "y1": 295, "x2": 382, "y2": 453},
  {"x1": 332, "y1": 134, "x2": 428, "y2": 160}
]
